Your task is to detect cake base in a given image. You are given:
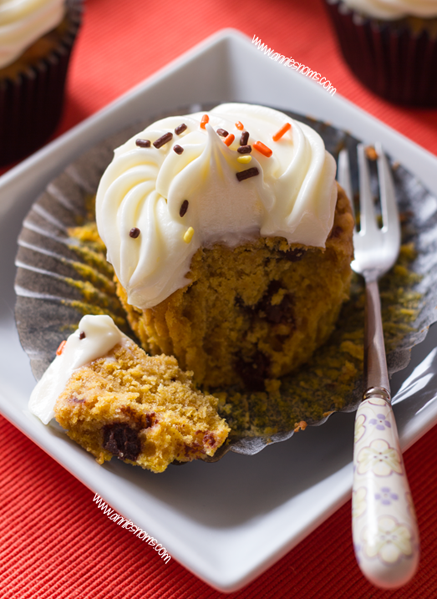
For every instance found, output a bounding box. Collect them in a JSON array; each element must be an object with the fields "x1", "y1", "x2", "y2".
[{"x1": 119, "y1": 184, "x2": 354, "y2": 390}]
